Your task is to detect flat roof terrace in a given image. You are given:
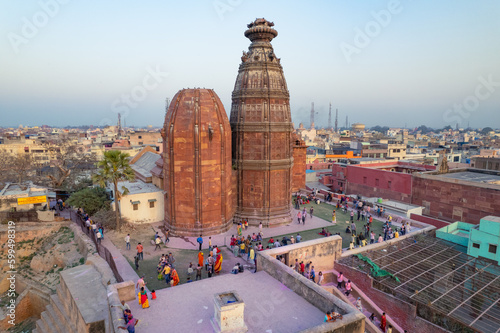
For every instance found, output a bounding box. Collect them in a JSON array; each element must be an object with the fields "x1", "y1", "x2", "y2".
[
  {"x1": 128, "y1": 271, "x2": 325, "y2": 332},
  {"x1": 439, "y1": 171, "x2": 500, "y2": 185}
]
